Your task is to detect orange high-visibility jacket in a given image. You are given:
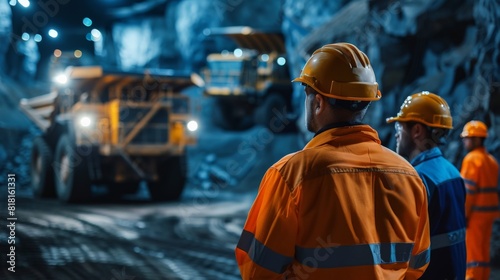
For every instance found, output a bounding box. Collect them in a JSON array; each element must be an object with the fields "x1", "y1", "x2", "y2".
[
  {"x1": 461, "y1": 147, "x2": 500, "y2": 219},
  {"x1": 236, "y1": 125, "x2": 430, "y2": 279},
  {"x1": 461, "y1": 146, "x2": 499, "y2": 279}
]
